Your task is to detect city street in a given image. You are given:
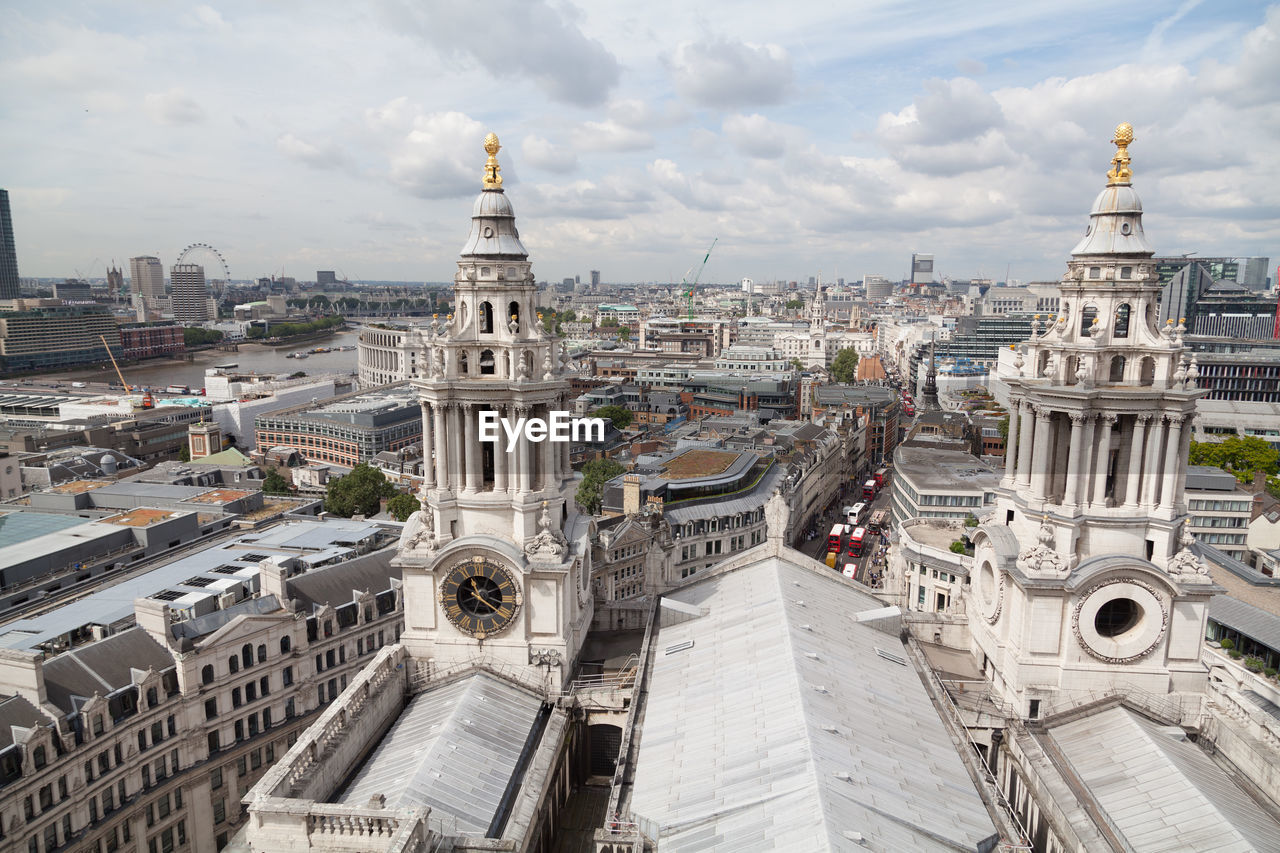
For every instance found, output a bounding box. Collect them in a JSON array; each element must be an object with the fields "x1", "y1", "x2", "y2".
[{"x1": 796, "y1": 474, "x2": 894, "y2": 588}]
